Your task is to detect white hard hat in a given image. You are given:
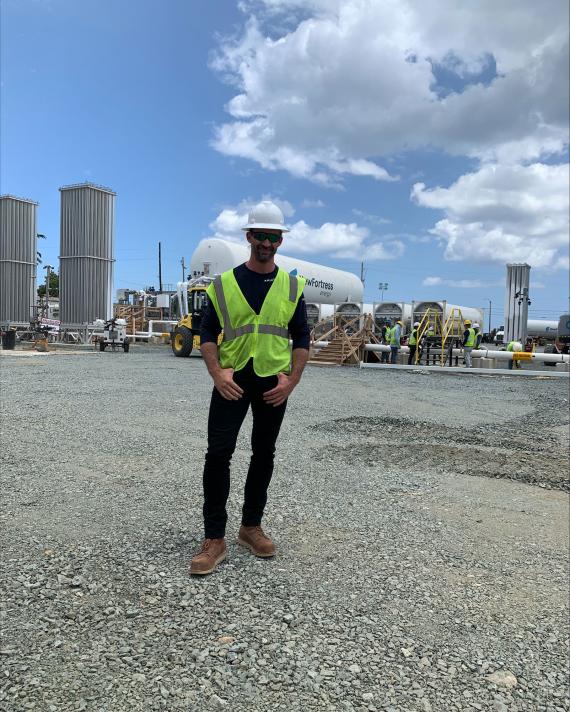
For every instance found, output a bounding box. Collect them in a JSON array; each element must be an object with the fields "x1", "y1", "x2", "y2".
[
  {"x1": 414, "y1": 321, "x2": 420, "y2": 327},
  {"x1": 473, "y1": 323, "x2": 480, "y2": 329},
  {"x1": 242, "y1": 200, "x2": 289, "y2": 232}
]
